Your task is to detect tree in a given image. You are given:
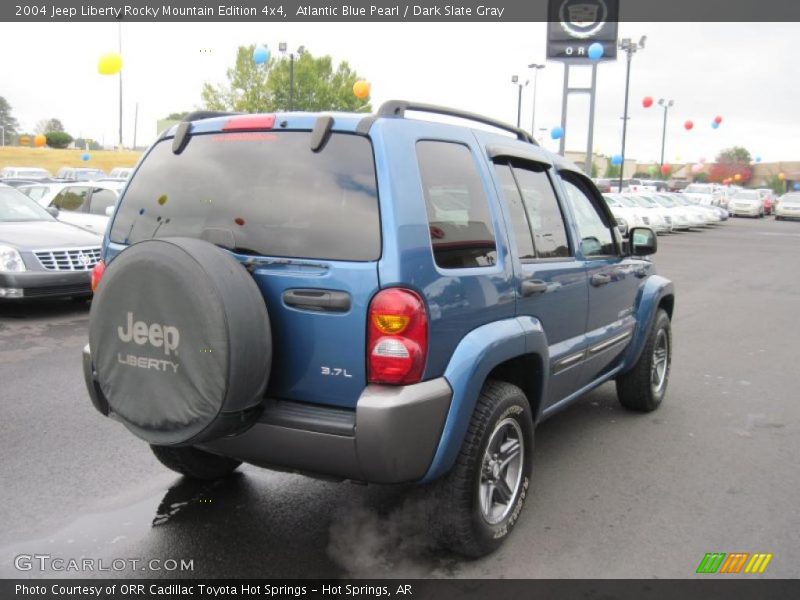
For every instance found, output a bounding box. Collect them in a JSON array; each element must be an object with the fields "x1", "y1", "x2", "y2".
[
  {"x1": 604, "y1": 163, "x2": 621, "y2": 178},
  {"x1": 0, "y1": 96, "x2": 20, "y2": 141},
  {"x1": 45, "y1": 131, "x2": 73, "y2": 149},
  {"x1": 165, "y1": 112, "x2": 190, "y2": 120},
  {"x1": 35, "y1": 118, "x2": 65, "y2": 134},
  {"x1": 709, "y1": 146, "x2": 753, "y2": 184},
  {"x1": 202, "y1": 45, "x2": 371, "y2": 113}
]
